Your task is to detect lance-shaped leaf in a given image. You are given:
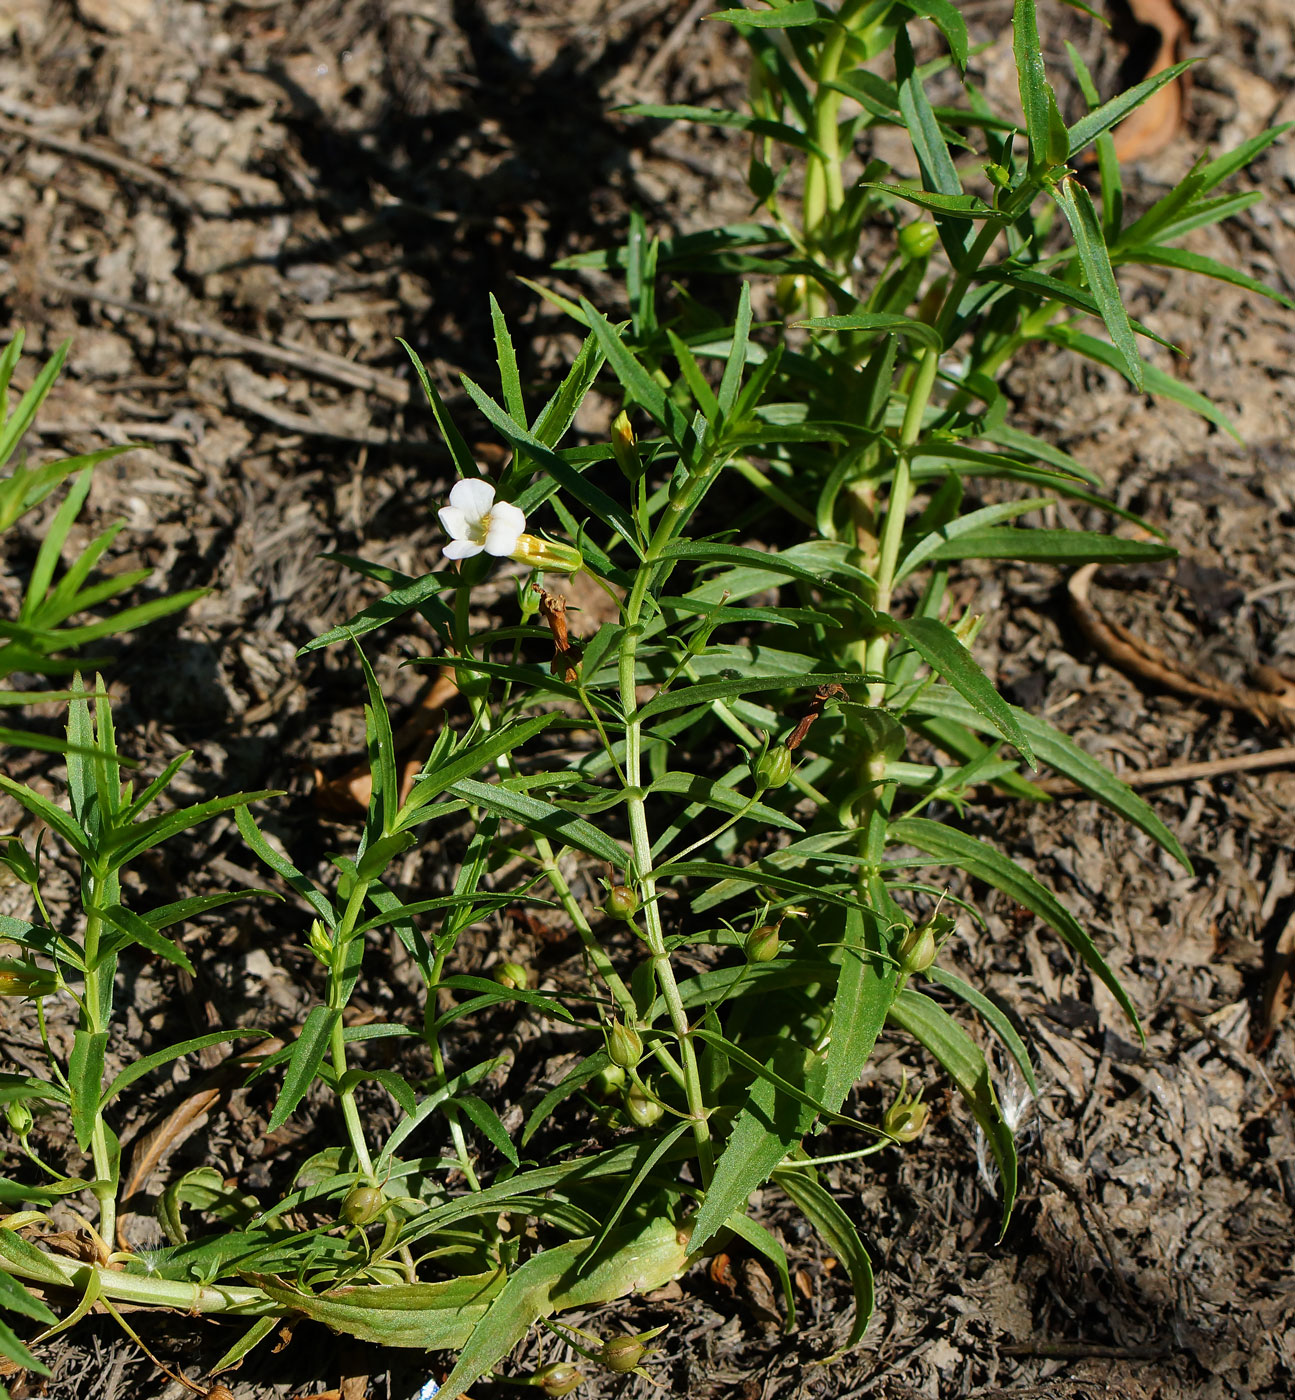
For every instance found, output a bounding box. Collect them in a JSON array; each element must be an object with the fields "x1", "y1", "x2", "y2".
[
  {"x1": 774, "y1": 1167, "x2": 874, "y2": 1355},
  {"x1": 887, "y1": 816, "x2": 1141, "y2": 1037},
  {"x1": 888, "y1": 988, "x2": 1017, "y2": 1236},
  {"x1": 1051, "y1": 176, "x2": 1143, "y2": 390}
]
